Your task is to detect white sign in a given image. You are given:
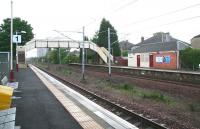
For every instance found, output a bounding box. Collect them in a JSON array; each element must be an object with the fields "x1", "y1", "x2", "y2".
[
  {"x1": 156, "y1": 56, "x2": 163, "y2": 63},
  {"x1": 13, "y1": 35, "x2": 21, "y2": 43}
]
